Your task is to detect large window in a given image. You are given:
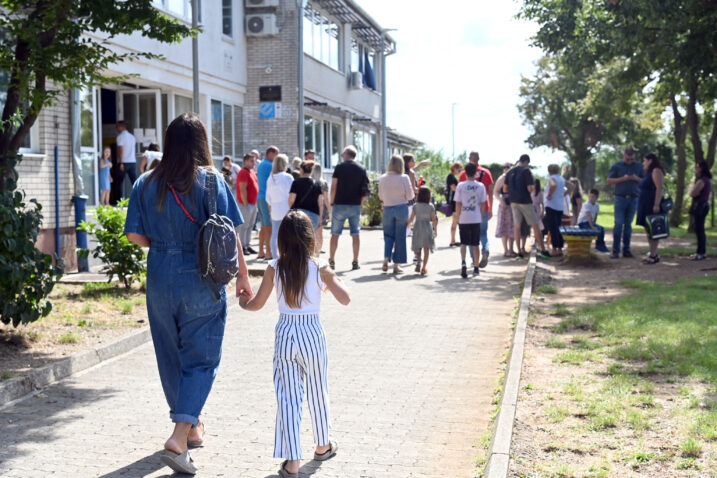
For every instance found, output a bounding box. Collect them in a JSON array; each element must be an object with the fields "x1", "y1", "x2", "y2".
[
  {"x1": 211, "y1": 100, "x2": 242, "y2": 160},
  {"x1": 305, "y1": 115, "x2": 341, "y2": 170},
  {"x1": 222, "y1": 0, "x2": 232, "y2": 37},
  {"x1": 303, "y1": 3, "x2": 340, "y2": 70},
  {"x1": 352, "y1": 129, "x2": 377, "y2": 171}
]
